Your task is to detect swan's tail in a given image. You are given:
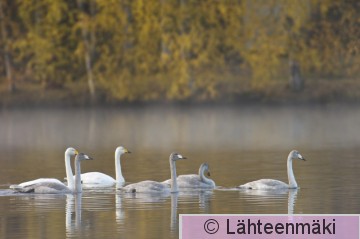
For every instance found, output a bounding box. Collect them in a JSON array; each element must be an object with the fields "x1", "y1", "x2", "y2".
[
  {"x1": 9, "y1": 184, "x2": 20, "y2": 189},
  {"x1": 9, "y1": 184, "x2": 33, "y2": 193},
  {"x1": 9, "y1": 184, "x2": 23, "y2": 191}
]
